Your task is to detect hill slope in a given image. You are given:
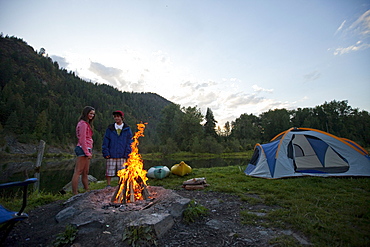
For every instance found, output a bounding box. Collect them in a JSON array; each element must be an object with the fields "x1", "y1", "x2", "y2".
[{"x1": 0, "y1": 35, "x2": 174, "y2": 150}]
